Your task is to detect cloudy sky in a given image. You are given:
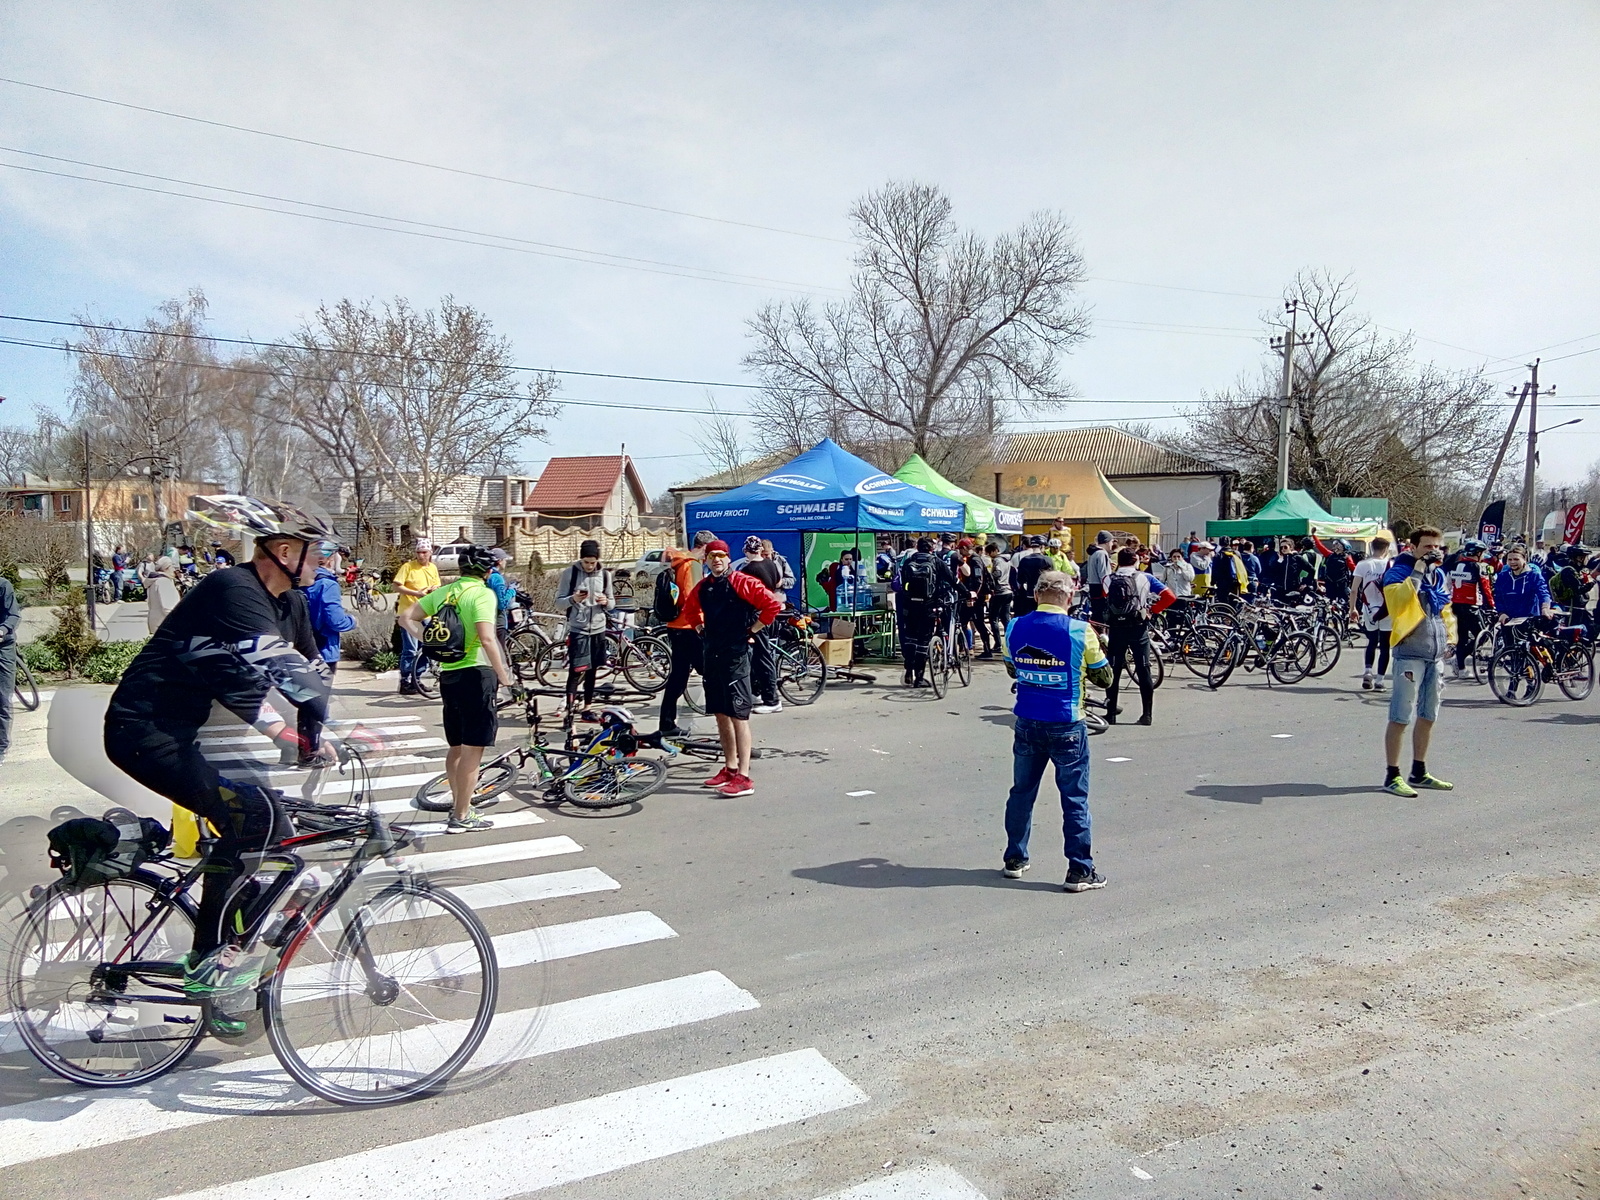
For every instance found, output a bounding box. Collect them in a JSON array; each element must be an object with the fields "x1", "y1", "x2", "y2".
[{"x1": 1, "y1": 1, "x2": 1596, "y2": 498}]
